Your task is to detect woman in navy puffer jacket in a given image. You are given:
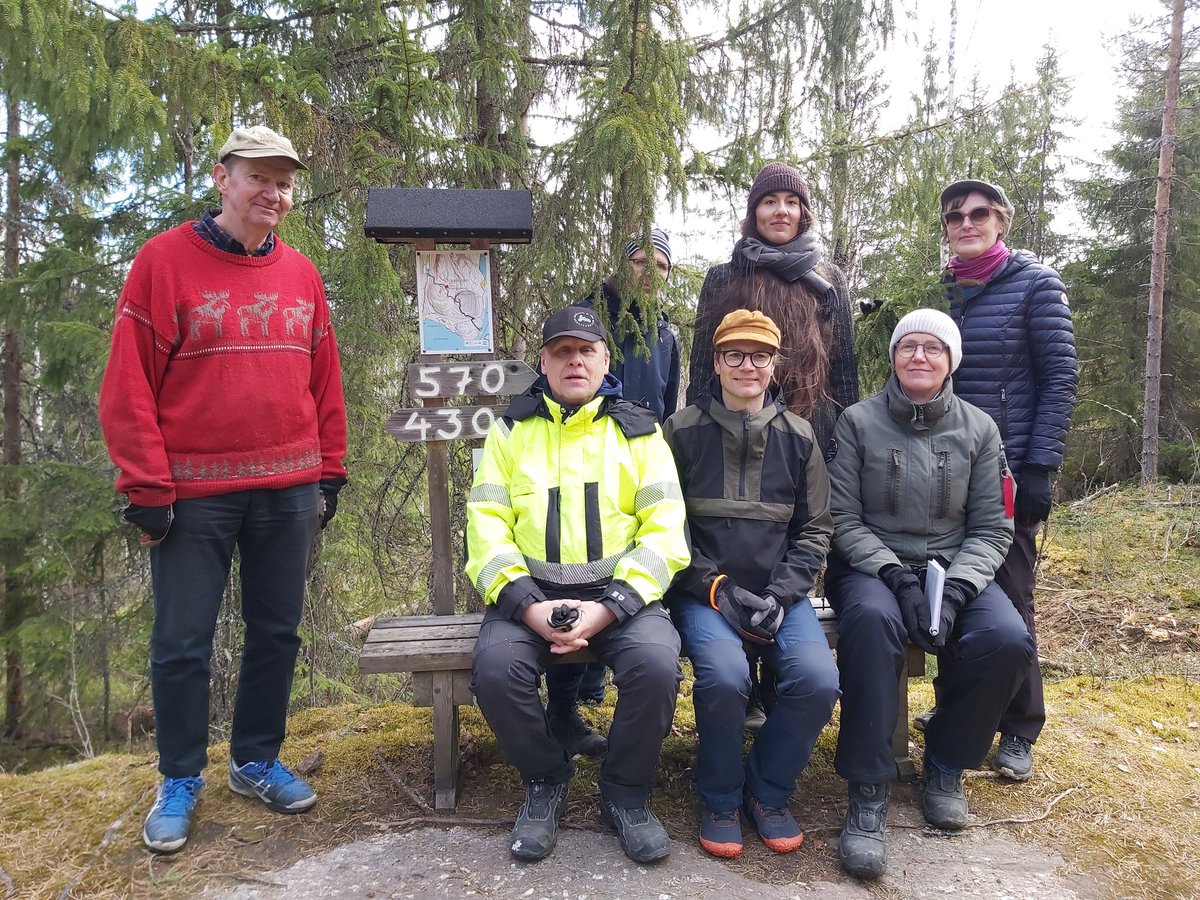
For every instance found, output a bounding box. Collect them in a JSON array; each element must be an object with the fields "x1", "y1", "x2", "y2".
[{"x1": 936, "y1": 179, "x2": 1078, "y2": 783}]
